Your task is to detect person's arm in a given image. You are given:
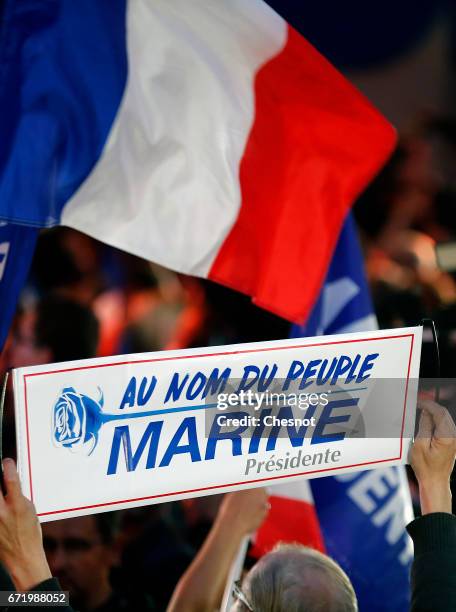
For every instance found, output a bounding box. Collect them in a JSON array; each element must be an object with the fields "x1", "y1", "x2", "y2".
[
  {"x1": 167, "y1": 488, "x2": 269, "y2": 612},
  {"x1": 408, "y1": 399, "x2": 456, "y2": 612},
  {"x1": 0, "y1": 458, "x2": 74, "y2": 612}
]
